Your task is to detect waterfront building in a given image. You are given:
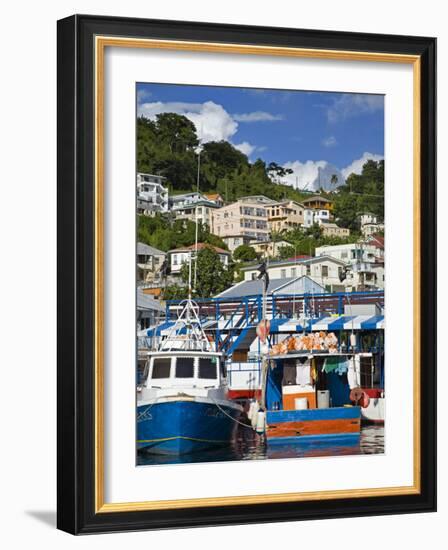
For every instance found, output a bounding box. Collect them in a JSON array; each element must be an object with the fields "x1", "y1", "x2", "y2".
[
  {"x1": 315, "y1": 242, "x2": 378, "y2": 264},
  {"x1": 345, "y1": 261, "x2": 385, "y2": 291},
  {"x1": 315, "y1": 243, "x2": 384, "y2": 290},
  {"x1": 216, "y1": 275, "x2": 326, "y2": 299},
  {"x1": 168, "y1": 243, "x2": 231, "y2": 274},
  {"x1": 137, "y1": 288, "x2": 165, "y2": 330},
  {"x1": 137, "y1": 173, "x2": 169, "y2": 215},
  {"x1": 241, "y1": 255, "x2": 347, "y2": 291},
  {"x1": 137, "y1": 242, "x2": 166, "y2": 283},
  {"x1": 211, "y1": 195, "x2": 275, "y2": 242}
]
